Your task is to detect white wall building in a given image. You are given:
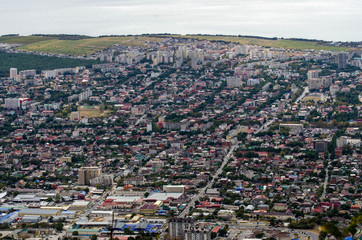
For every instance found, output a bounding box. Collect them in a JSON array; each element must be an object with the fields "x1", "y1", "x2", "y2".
[
  {"x1": 4, "y1": 98, "x2": 20, "y2": 109},
  {"x1": 227, "y1": 77, "x2": 242, "y2": 88},
  {"x1": 9, "y1": 68, "x2": 17, "y2": 80}
]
